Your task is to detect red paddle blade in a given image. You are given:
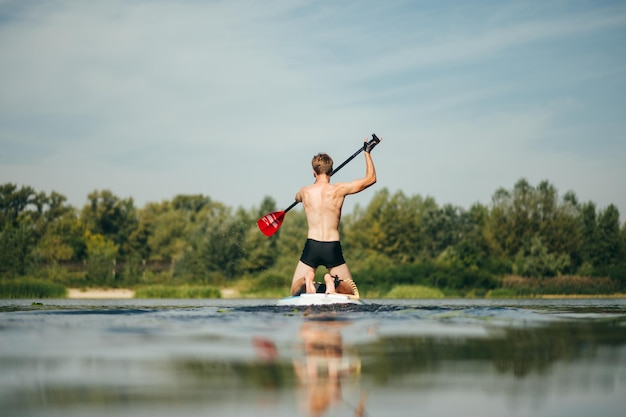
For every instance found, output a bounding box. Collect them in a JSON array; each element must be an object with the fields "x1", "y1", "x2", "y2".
[{"x1": 257, "y1": 211, "x2": 286, "y2": 237}]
